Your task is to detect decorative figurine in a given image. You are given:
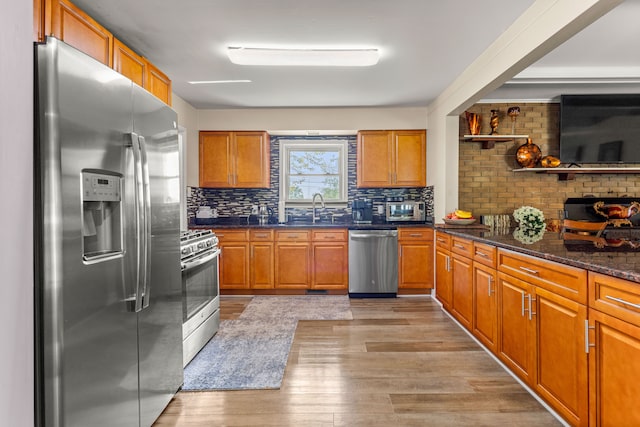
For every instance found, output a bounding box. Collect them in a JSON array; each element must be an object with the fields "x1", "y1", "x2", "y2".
[
  {"x1": 508, "y1": 106, "x2": 520, "y2": 134},
  {"x1": 490, "y1": 110, "x2": 499, "y2": 134}
]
